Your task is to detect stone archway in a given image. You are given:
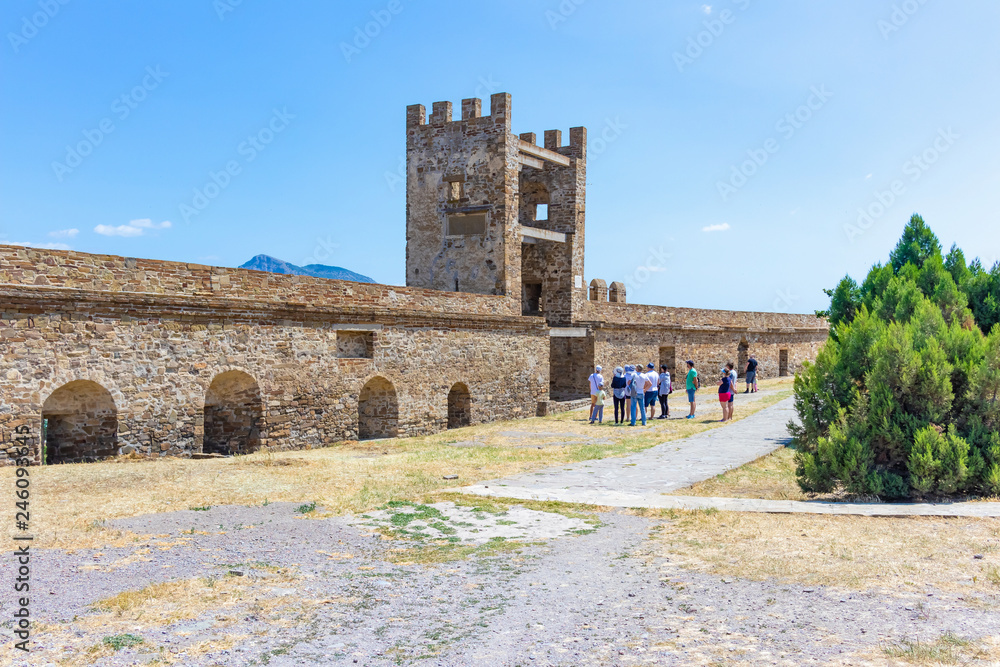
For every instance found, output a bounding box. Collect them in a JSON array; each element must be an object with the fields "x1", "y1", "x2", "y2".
[
  {"x1": 358, "y1": 376, "x2": 398, "y2": 440},
  {"x1": 447, "y1": 382, "x2": 472, "y2": 429},
  {"x1": 203, "y1": 371, "x2": 263, "y2": 455},
  {"x1": 41, "y1": 380, "x2": 118, "y2": 464}
]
